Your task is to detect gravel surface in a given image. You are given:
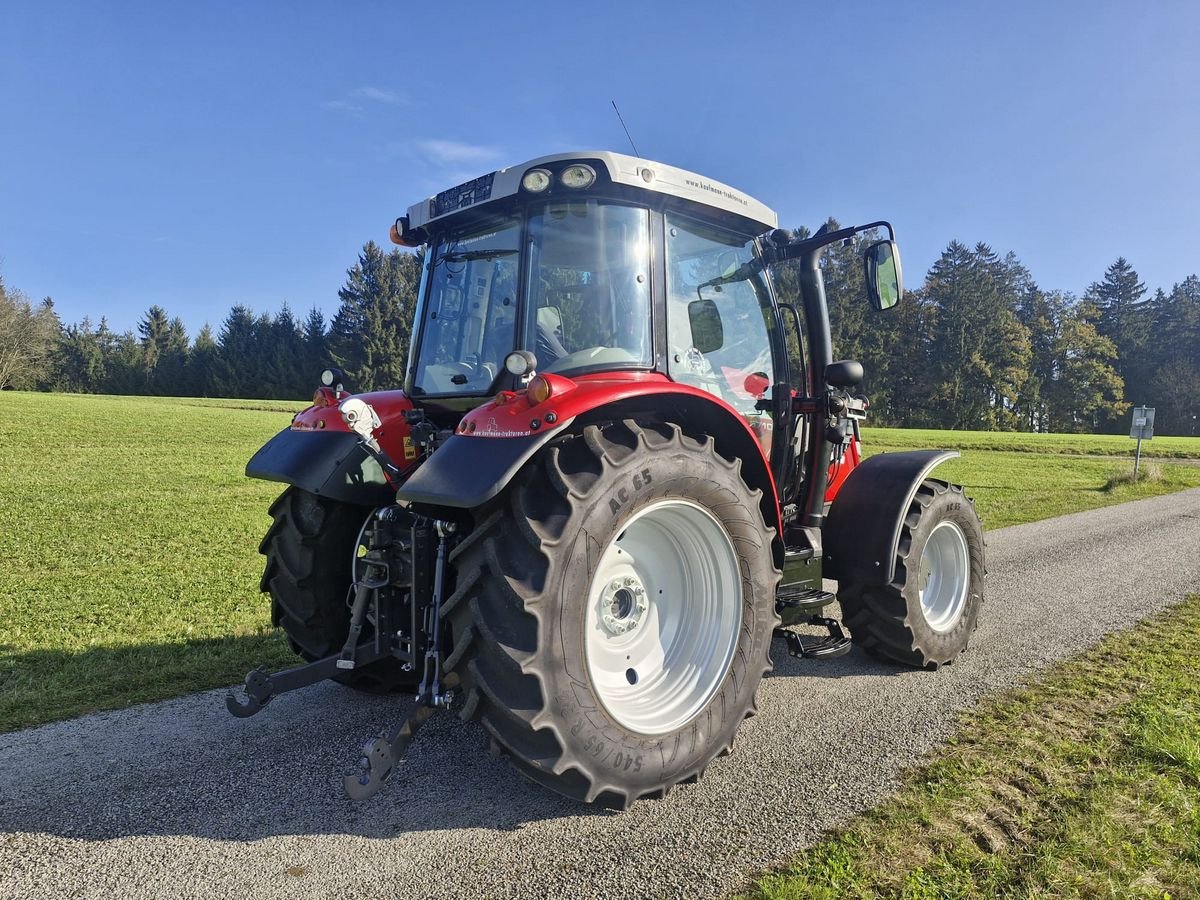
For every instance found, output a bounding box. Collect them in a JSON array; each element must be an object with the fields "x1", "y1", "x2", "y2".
[{"x1": 3, "y1": 488, "x2": 1199, "y2": 900}]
